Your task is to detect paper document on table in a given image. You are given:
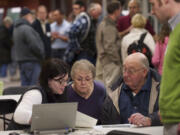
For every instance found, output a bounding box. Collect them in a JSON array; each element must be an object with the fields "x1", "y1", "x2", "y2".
[{"x1": 75, "y1": 111, "x2": 97, "y2": 128}]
